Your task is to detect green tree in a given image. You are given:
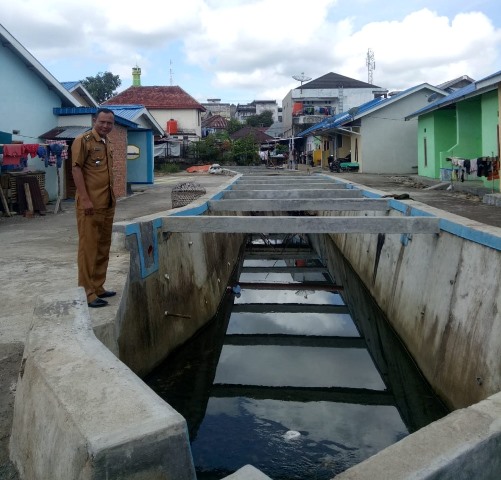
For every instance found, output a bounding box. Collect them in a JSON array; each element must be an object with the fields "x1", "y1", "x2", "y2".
[
  {"x1": 81, "y1": 71, "x2": 121, "y2": 104},
  {"x1": 230, "y1": 135, "x2": 260, "y2": 165},
  {"x1": 227, "y1": 118, "x2": 244, "y2": 134},
  {"x1": 189, "y1": 132, "x2": 231, "y2": 163},
  {"x1": 246, "y1": 110, "x2": 274, "y2": 128}
]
